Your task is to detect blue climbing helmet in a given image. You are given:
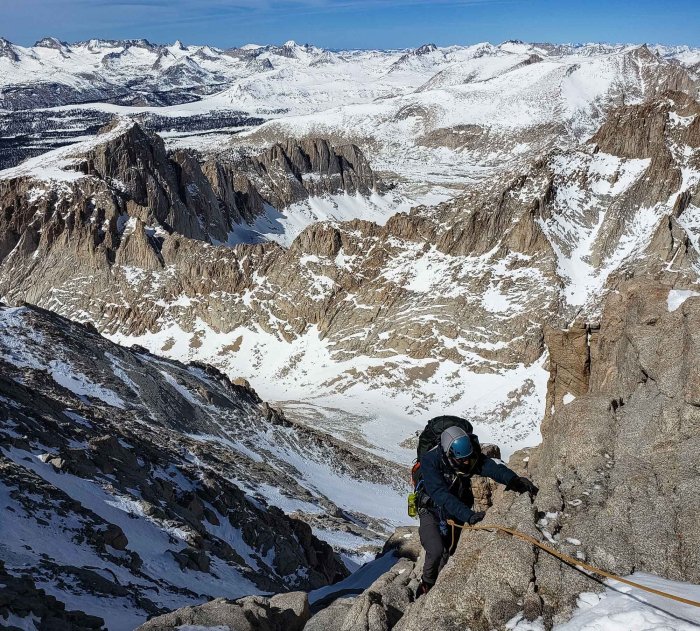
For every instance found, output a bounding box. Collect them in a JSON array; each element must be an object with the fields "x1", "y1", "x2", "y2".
[{"x1": 440, "y1": 426, "x2": 480, "y2": 474}]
